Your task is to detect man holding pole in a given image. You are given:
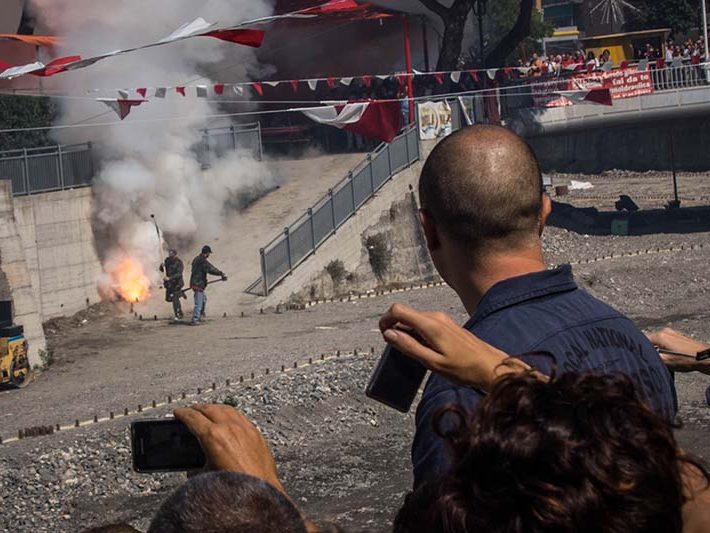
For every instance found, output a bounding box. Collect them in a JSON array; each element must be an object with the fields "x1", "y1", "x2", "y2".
[
  {"x1": 189, "y1": 245, "x2": 227, "y2": 326},
  {"x1": 161, "y1": 249, "x2": 185, "y2": 320}
]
